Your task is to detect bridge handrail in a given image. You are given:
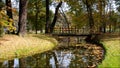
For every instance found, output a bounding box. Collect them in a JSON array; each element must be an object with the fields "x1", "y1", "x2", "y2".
[{"x1": 53, "y1": 27, "x2": 90, "y2": 34}]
